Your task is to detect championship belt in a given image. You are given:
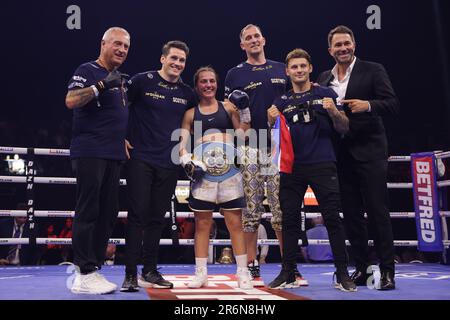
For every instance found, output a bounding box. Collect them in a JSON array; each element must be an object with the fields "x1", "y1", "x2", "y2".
[
  {"x1": 193, "y1": 142, "x2": 240, "y2": 182},
  {"x1": 191, "y1": 142, "x2": 244, "y2": 203}
]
